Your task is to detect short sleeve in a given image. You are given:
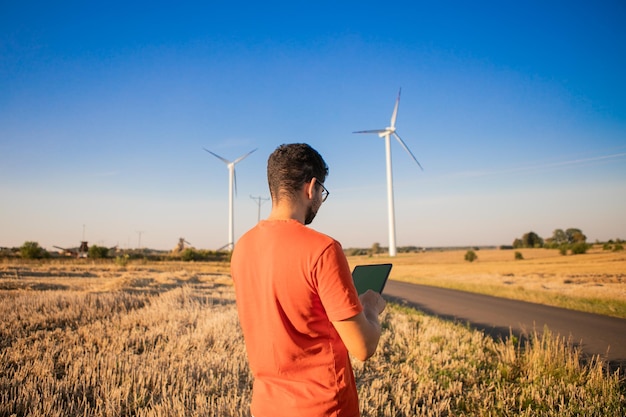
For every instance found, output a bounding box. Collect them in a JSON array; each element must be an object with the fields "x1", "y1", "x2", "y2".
[{"x1": 314, "y1": 240, "x2": 362, "y2": 322}]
